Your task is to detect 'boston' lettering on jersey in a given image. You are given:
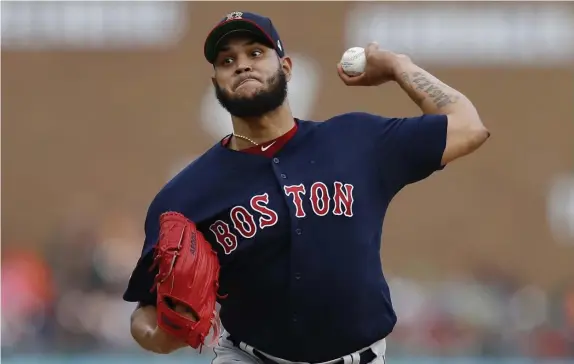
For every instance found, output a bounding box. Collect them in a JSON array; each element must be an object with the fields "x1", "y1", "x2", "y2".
[{"x1": 211, "y1": 181, "x2": 354, "y2": 254}]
